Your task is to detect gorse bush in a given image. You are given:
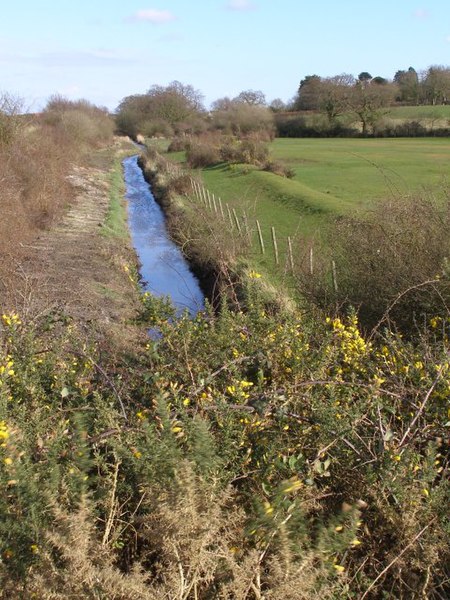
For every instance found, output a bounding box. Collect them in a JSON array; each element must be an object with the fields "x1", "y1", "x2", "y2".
[
  {"x1": 1, "y1": 126, "x2": 449, "y2": 598},
  {"x1": 0, "y1": 281, "x2": 449, "y2": 597}
]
